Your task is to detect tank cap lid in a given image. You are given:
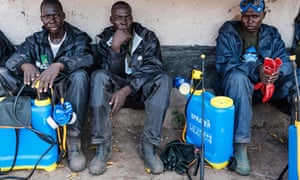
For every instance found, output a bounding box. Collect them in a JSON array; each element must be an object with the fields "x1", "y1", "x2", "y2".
[
  {"x1": 210, "y1": 96, "x2": 233, "y2": 108},
  {"x1": 34, "y1": 97, "x2": 51, "y2": 106}
]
